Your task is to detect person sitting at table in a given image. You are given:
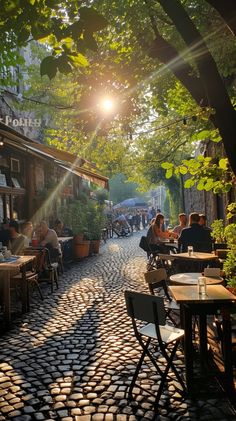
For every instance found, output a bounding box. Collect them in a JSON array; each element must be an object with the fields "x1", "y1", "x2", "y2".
[
  {"x1": 8, "y1": 220, "x2": 29, "y2": 254},
  {"x1": 147, "y1": 213, "x2": 178, "y2": 253},
  {"x1": 199, "y1": 213, "x2": 212, "y2": 232},
  {"x1": 172, "y1": 213, "x2": 187, "y2": 237},
  {"x1": 0, "y1": 218, "x2": 11, "y2": 247},
  {"x1": 54, "y1": 219, "x2": 73, "y2": 237},
  {"x1": 21, "y1": 221, "x2": 34, "y2": 242},
  {"x1": 178, "y1": 212, "x2": 213, "y2": 253},
  {"x1": 38, "y1": 220, "x2": 61, "y2": 260}
]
